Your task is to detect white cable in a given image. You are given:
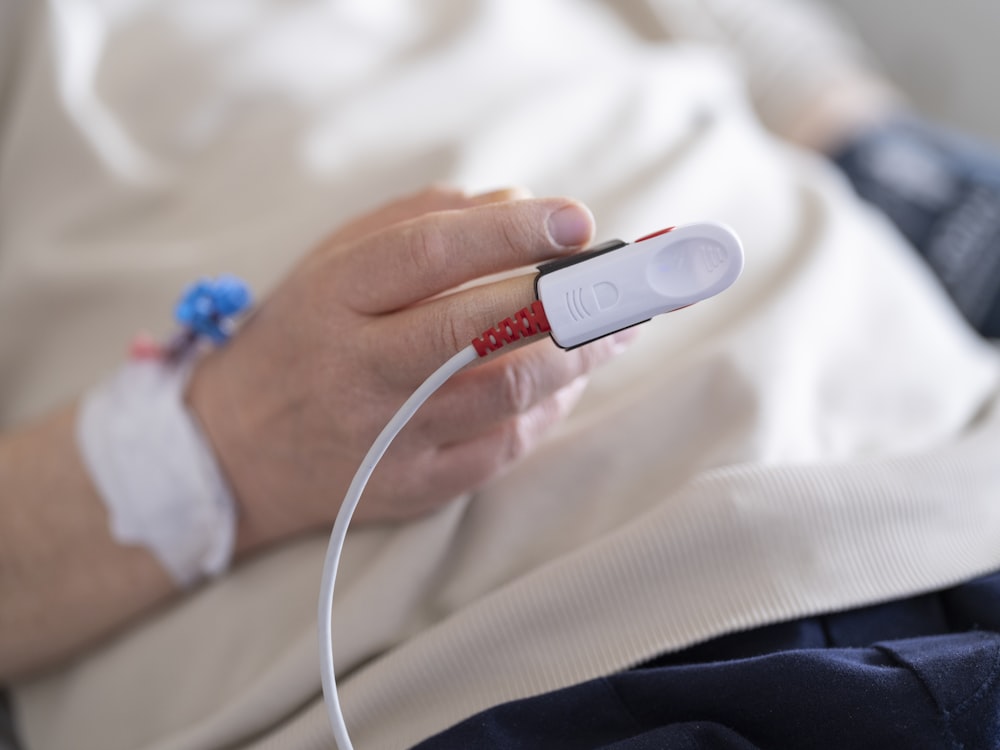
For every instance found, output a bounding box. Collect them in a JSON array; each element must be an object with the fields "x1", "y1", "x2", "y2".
[{"x1": 319, "y1": 344, "x2": 479, "y2": 750}]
